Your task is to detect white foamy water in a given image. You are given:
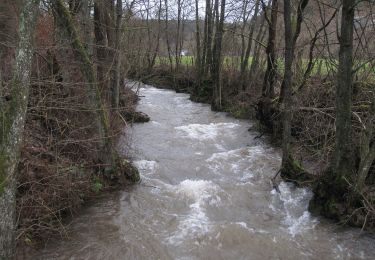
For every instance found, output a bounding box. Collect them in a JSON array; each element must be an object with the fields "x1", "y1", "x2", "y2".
[
  {"x1": 175, "y1": 123, "x2": 240, "y2": 140},
  {"x1": 206, "y1": 146, "x2": 280, "y2": 182},
  {"x1": 168, "y1": 180, "x2": 221, "y2": 245},
  {"x1": 133, "y1": 160, "x2": 158, "y2": 174},
  {"x1": 271, "y1": 182, "x2": 318, "y2": 237}
]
